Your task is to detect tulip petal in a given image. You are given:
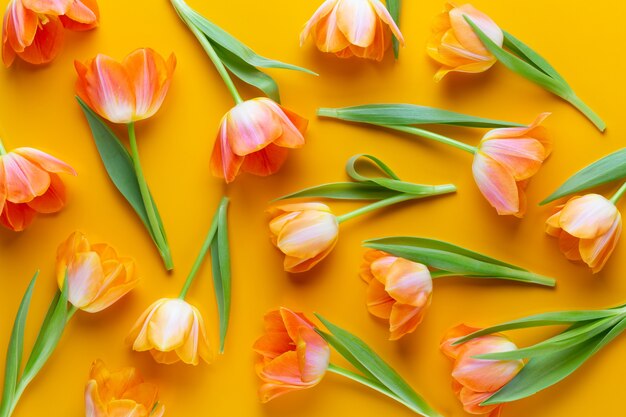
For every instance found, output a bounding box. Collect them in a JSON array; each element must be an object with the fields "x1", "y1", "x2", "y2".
[
  {"x1": 26, "y1": 173, "x2": 66, "y2": 213},
  {"x1": 580, "y1": 215, "x2": 622, "y2": 273},
  {"x1": 336, "y1": 0, "x2": 377, "y2": 47},
  {"x1": 60, "y1": 0, "x2": 100, "y2": 31},
  {"x1": 472, "y1": 152, "x2": 520, "y2": 215},
  {"x1": 263, "y1": 101, "x2": 306, "y2": 149},
  {"x1": 558, "y1": 231, "x2": 582, "y2": 261},
  {"x1": 479, "y1": 139, "x2": 546, "y2": 181},
  {"x1": 296, "y1": 326, "x2": 330, "y2": 383},
  {"x1": 123, "y1": 49, "x2": 176, "y2": 121},
  {"x1": 210, "y1": 120, "x2": 244, "y2": 183},
  {"x1": 127, "y1": 299, "x2": 166, "y2": 350},
  {"x1": 366, "y1": 279, "x2": 394, "y2": 319},
  {"x1": 559, "y1": 194, "x2": 618, "y2": 239},
  {"x1": 150, "y1": 349, "x2": 181, "y2": 365},
  {"x1": 300, "y1": 0, "x2": 337, "y2": 45},
  {"x1": 384, "y1": 258, "x2": 432, "y2": 306},
  {"x1": 368, "y1": 0, "x2": 404, "y2": 44},
  {"x1": 276, "y1": 210, "x2": 339, "y2": 259},
  {"x1": 85, "y1": 380, "x2": 108, "y2": 417},
  {"x1": 347, "y1": 16, "x2": 388, "y2": 61},
  {"x1": 16, "y1": 16, "x2": 64, "y2": 65},
  {"x1": 4, "y1": 0, "x2": 38, "y2": 53},
  {"x1": 147, "y1": 299, "x2": 194, "y2": 351},
  {"x1": 440, "y1": 324, "x2": 482, "y2": 359},
  {"x1": 0, "y1": 159, "x2": 6, "y2": 215},
  {"x1": 240, "y1": 143, "x2": 289, "y2": 177},
  {"x1": 268, "y1": 202, "x2": 333, "y2": 216},
  {"x1": 0, "y1": 201, "x2": 37, "y2": 231},
  {"x1": 259, "y1": 351, "x2": 306, "y2": 387},
  {"x1": 389, "y1": 302, "x2": 428, "y2": 340},
  {"x1": 175, "y1": 312, "x2": 200, "y2": 365},
  {"x1": 312, "y1": 3, "x2": 351, "y2": 52},
  {"x1": 3, "y1": 152, "x2": 51, "y2": 203},
  {"x1": 448, "y1": 4, "x2": 503, "y2": 55},
  {"x1": 65, "y1": 251, "x2": 105, "y2": 308},
  {"x1": 458, "y1": 386, "x2": 501, "y2": 415},
  {"x1": 227, "y1": 100, "x2": 282, "y2": 156},
  {"x1": 283, "y1": 244, "x2": 335, "y2": 273},
  {"x1": 254, "y1": 332, "x2": 293, "y2": 360},
  {"x1": 21, "y1": 0, "x2": 70, "y2": 15},
  {"x1": 14, "y1": 147, "x2": 76, "y2": 175}
]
